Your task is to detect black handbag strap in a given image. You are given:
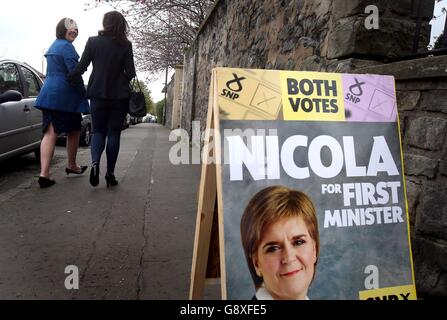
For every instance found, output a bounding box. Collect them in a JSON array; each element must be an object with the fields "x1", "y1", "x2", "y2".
[{"x1": 131, "y1": 74, "x2": 143, "y2": 93}]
